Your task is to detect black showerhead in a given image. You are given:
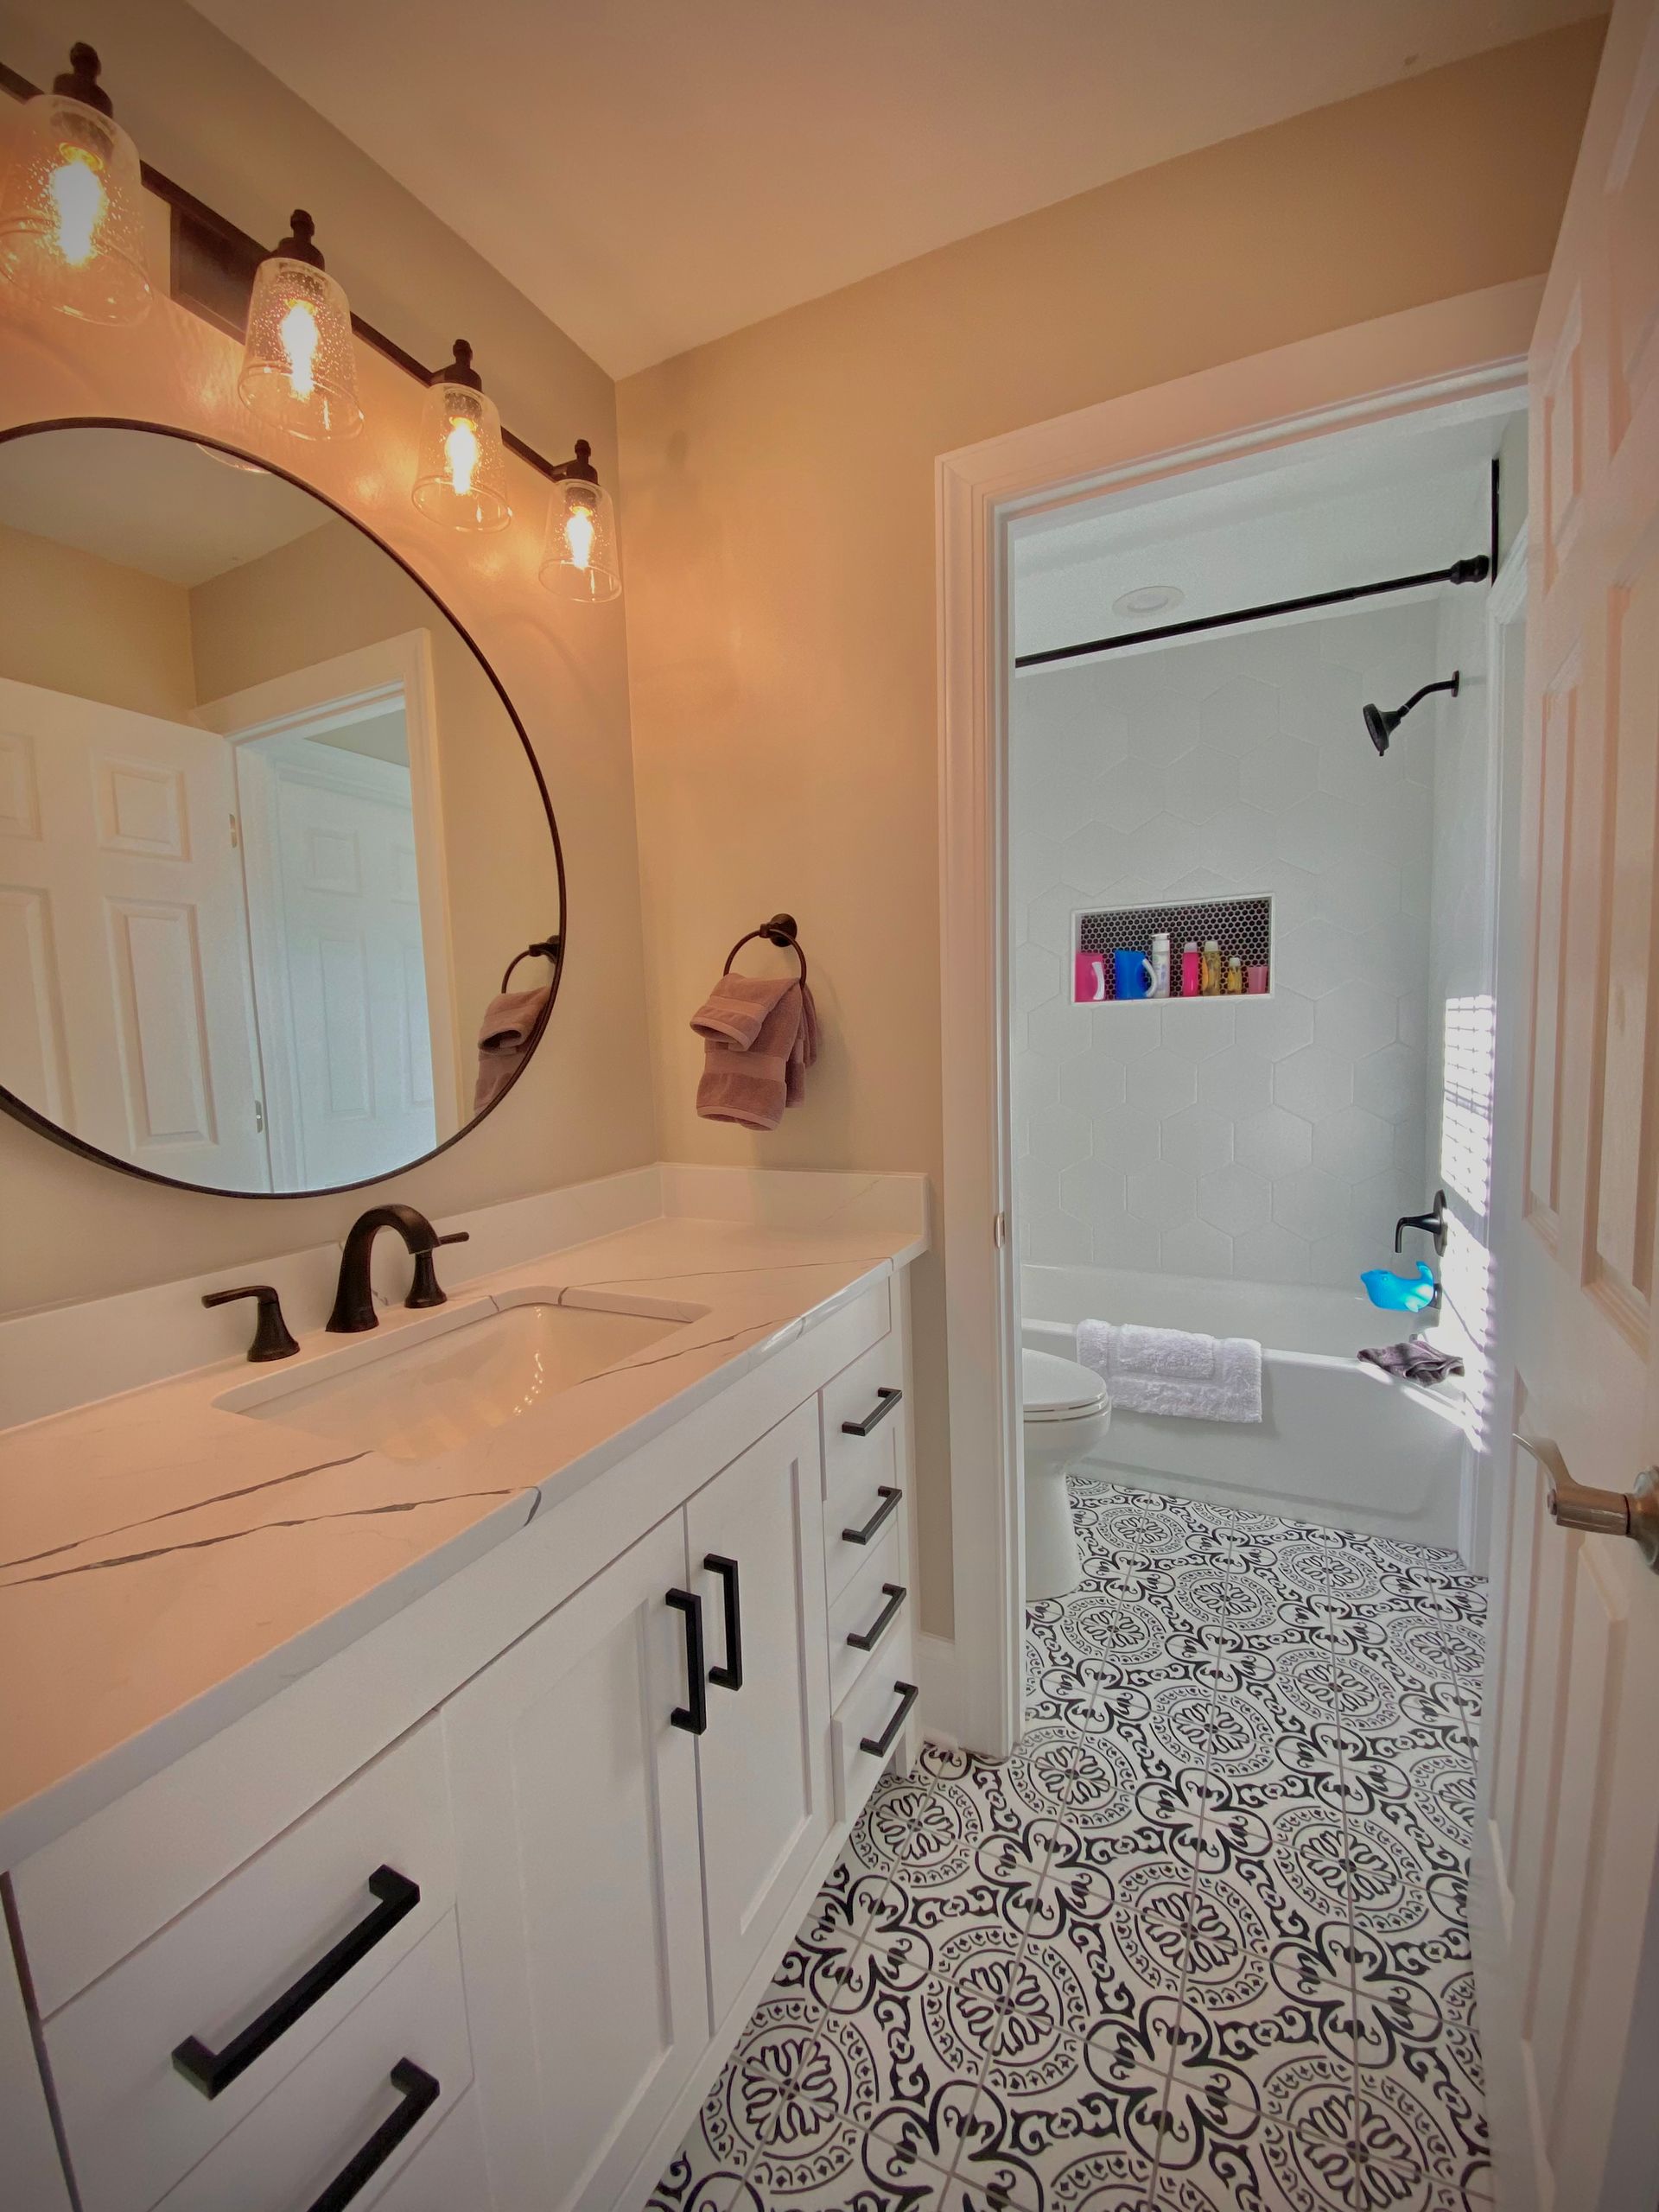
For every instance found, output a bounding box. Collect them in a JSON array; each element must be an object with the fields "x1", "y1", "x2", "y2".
[{"x1": 1362, "y1": 671, "x2": 1460, "y2": 760}]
